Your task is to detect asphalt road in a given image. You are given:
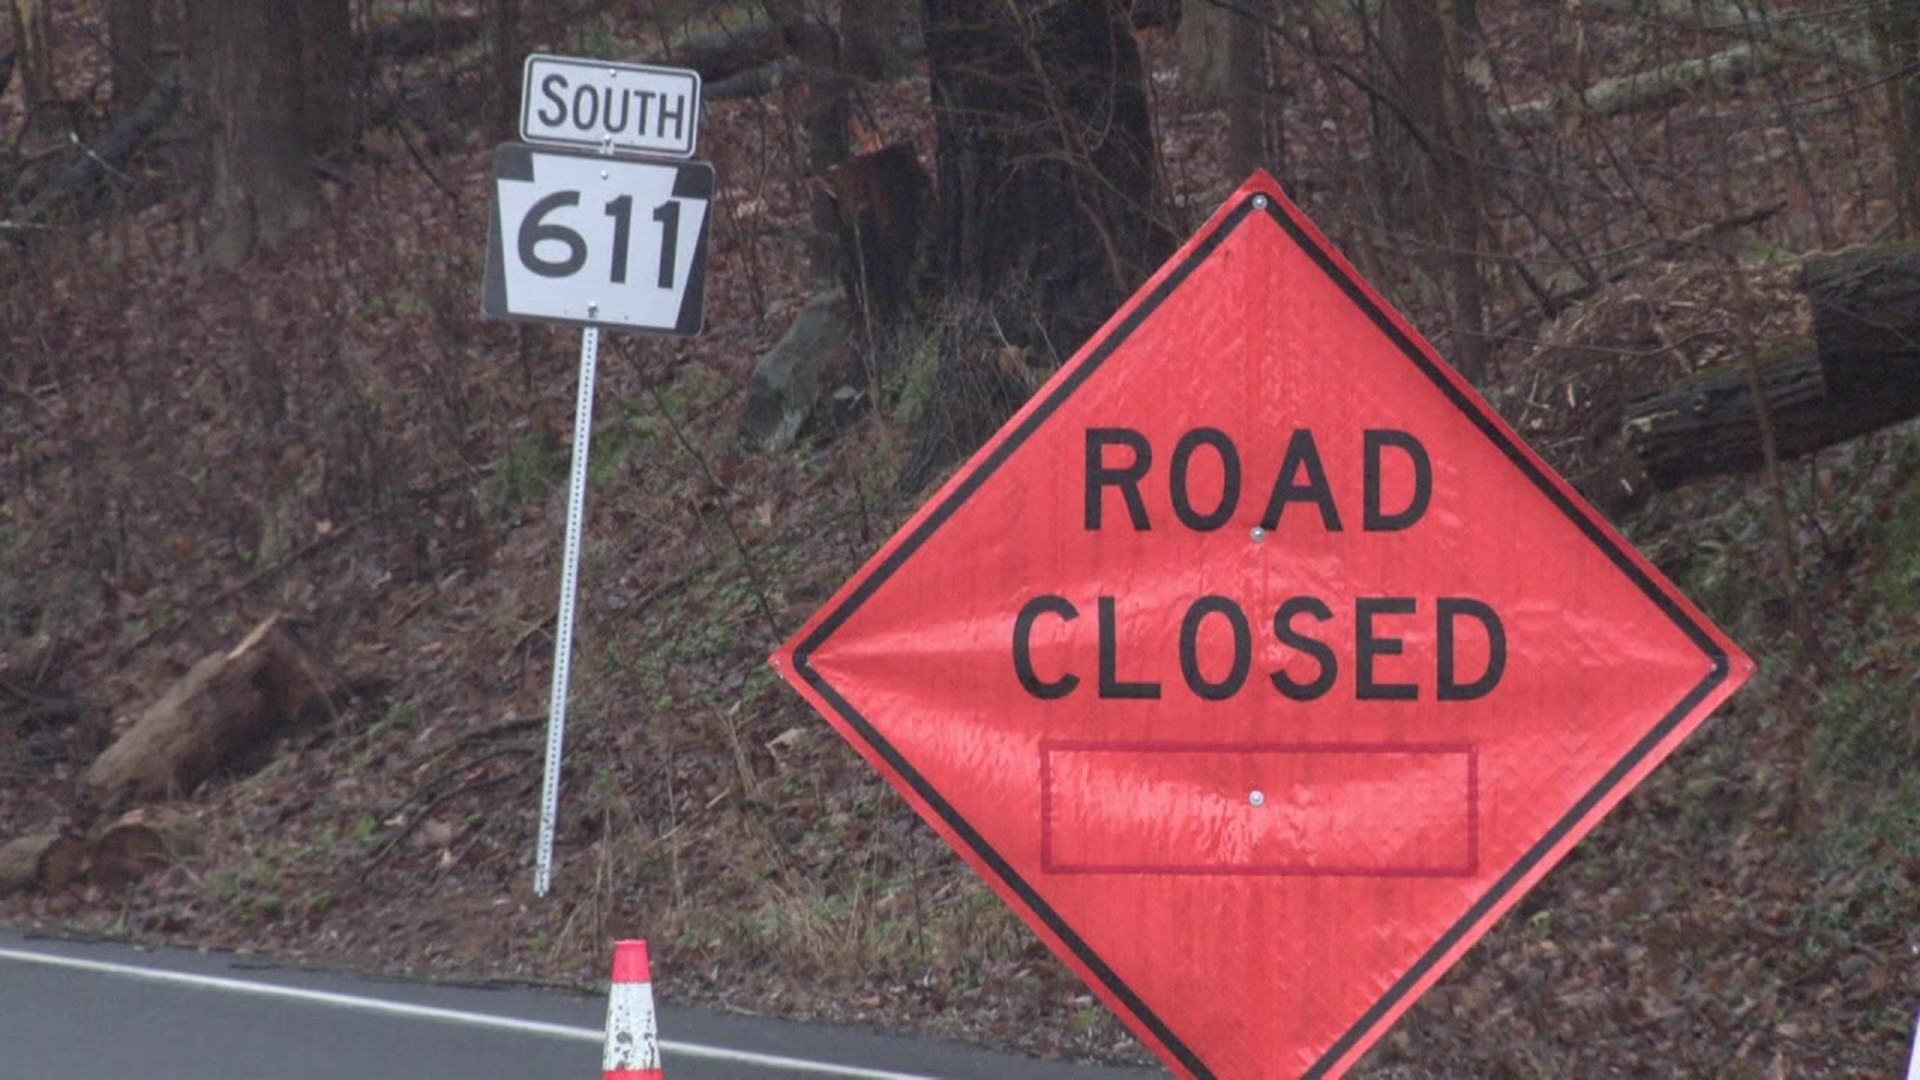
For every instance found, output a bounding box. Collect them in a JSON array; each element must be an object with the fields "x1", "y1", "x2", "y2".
[{"x1": 0, "y1": 931, "x2": 1163, "y2": 1079}]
